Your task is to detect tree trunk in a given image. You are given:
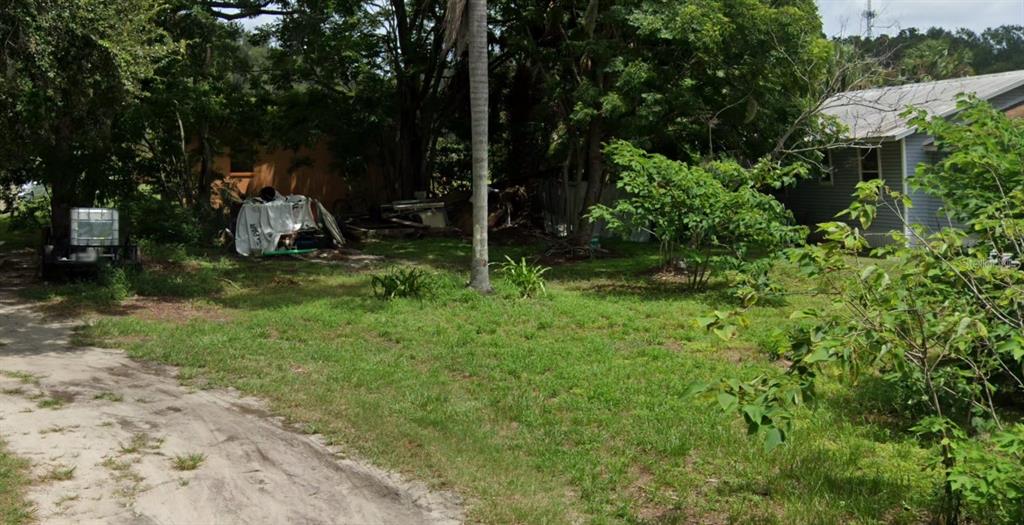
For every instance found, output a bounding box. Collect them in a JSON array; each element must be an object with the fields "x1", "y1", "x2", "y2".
[
  {"x1": 49, "y1": 181, "x2": 74, "y2": 243},
  {"x1": 468, "y1": 0, "x2": 491, "y2": 293},
  {"x1": 196, "y1": 44, "x2": 214, "y2": 211},
  {"x1": 396, "y1": 100, "x2": 429, "y2": 199},
  {"x1": 197, "y1": 119, "x2": 212, "y2": 206},
  {"x1": 47, "y1": 135, "x2": 78, "y2": 242},
  {"x1": 574, "y1": 115, "x2": 604, "y2": 245}
]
